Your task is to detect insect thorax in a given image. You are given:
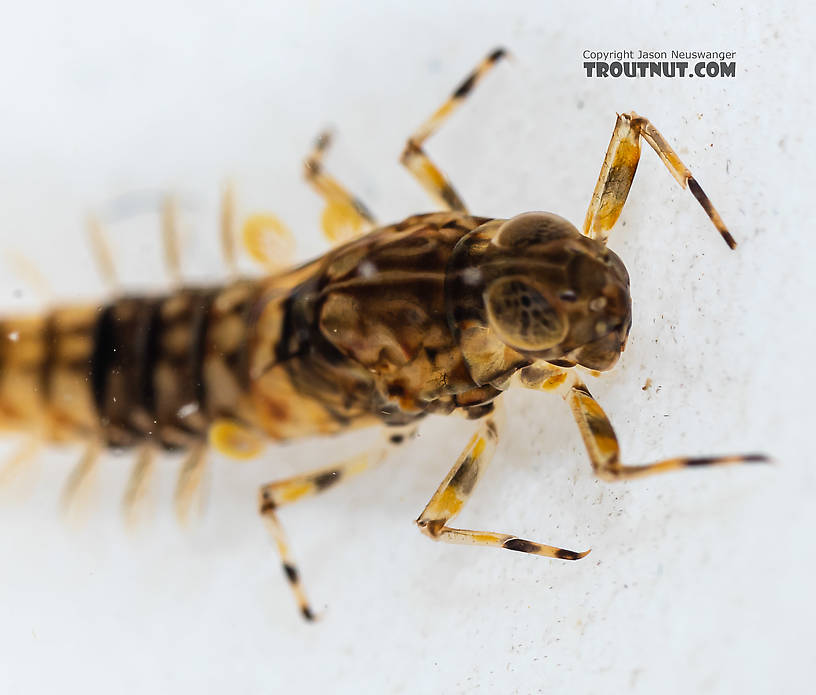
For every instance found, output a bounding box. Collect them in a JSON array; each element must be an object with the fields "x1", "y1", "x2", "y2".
[{"x1": 246, "y1": 213, "x2": 504, "y2": 437}]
